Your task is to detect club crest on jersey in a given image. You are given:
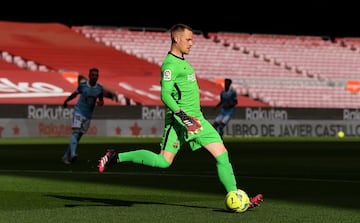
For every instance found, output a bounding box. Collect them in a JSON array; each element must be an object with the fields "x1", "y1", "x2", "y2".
[
  {"x1": 173, "y1": 140, "x2": 179, "y2": 149},
  {"x1": 163, "y1": 69, "x2": 171, "y2": 80}
]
